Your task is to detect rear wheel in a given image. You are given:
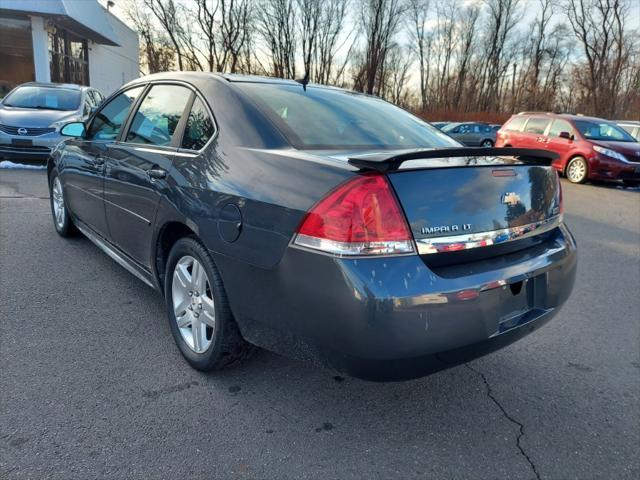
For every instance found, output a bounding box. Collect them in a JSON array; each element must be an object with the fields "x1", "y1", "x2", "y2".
[
  {"x1": 566, "y1": 157, "x2": 588, "y2": 184},
  {"x1": 481, "y1": 139, "x2": 494, "y2": 147},
  {"x1": 165, "y1": 236, "x2": 254, "y2": 371},
  {"x1": 49, "y1": 171, "x2": 77, "y2": 237}
]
